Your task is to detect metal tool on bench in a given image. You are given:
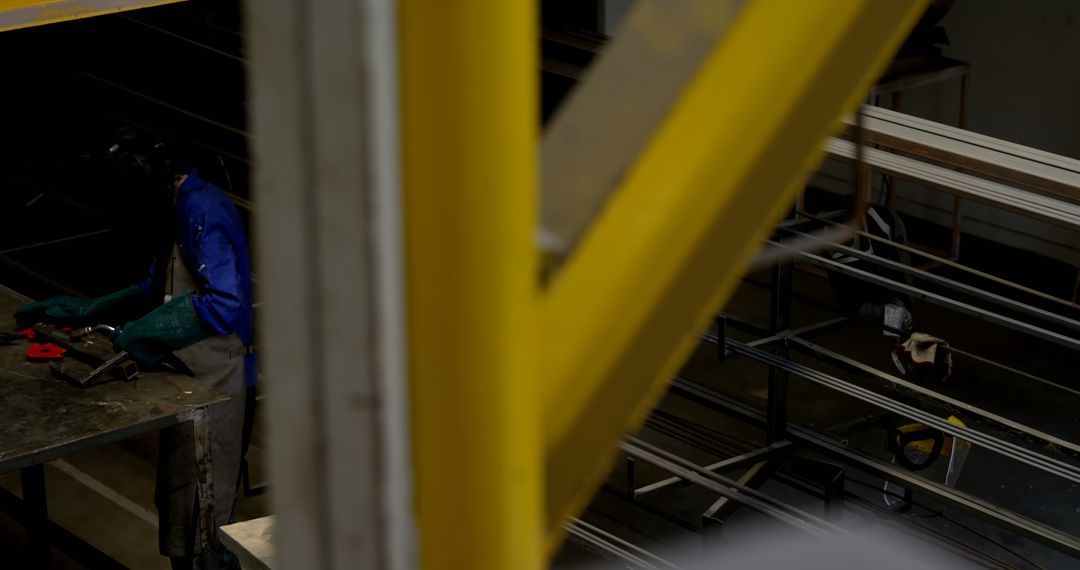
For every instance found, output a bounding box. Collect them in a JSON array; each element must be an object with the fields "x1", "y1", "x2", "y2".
[
  {"x1": 31, "y1": 323, "x2": 139, "y2": 387},
  {"x1": 25, "y1": 342, "x2": 67, "y2": 360}
]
